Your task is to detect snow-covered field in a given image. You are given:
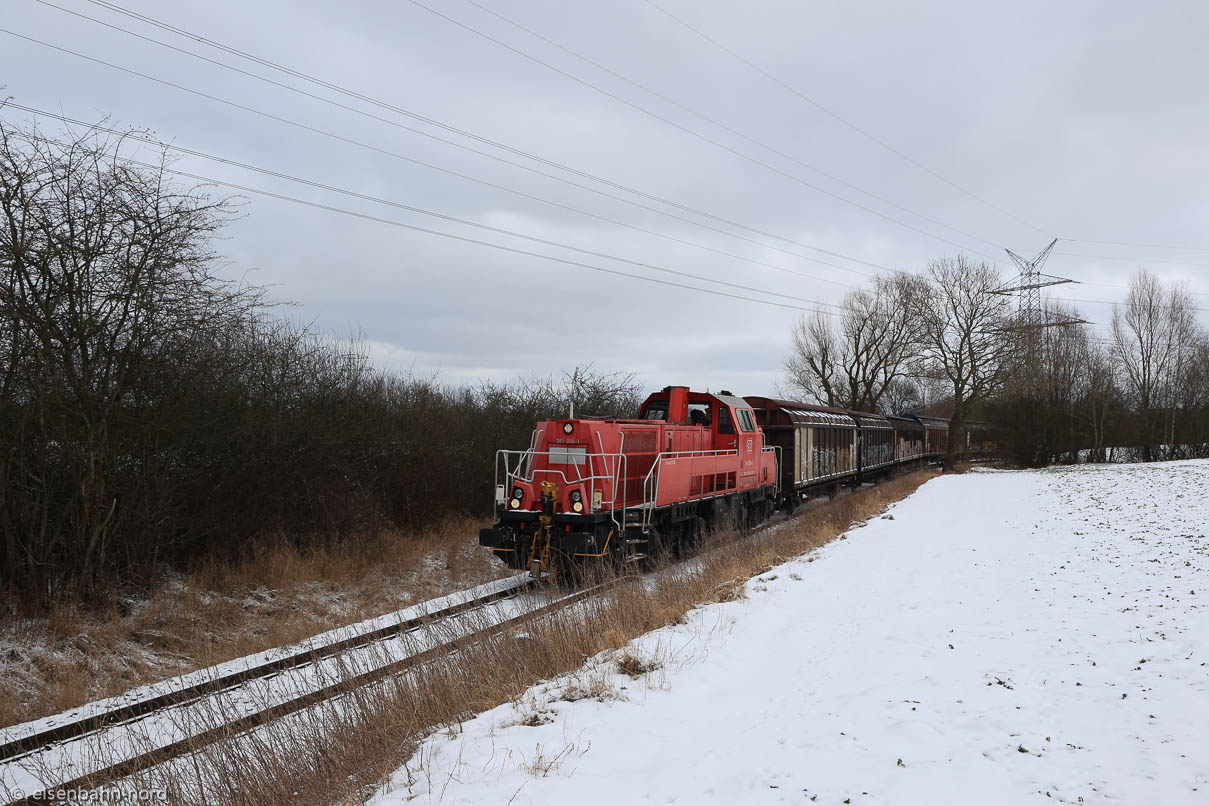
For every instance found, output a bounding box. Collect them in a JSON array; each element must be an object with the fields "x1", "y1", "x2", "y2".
[{"x1": 375, "y1": 461, "x2": 1209, "y2": 805}]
